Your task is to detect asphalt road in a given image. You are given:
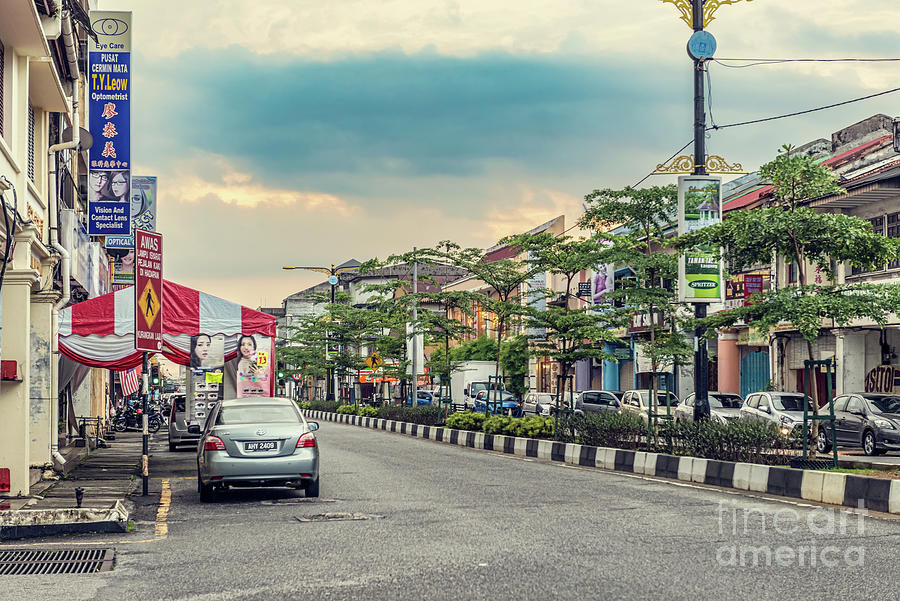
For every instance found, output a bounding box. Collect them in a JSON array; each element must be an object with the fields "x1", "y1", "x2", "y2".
[{"x1": 7, "y1": 421, "x2": 900, "y2": 601}]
